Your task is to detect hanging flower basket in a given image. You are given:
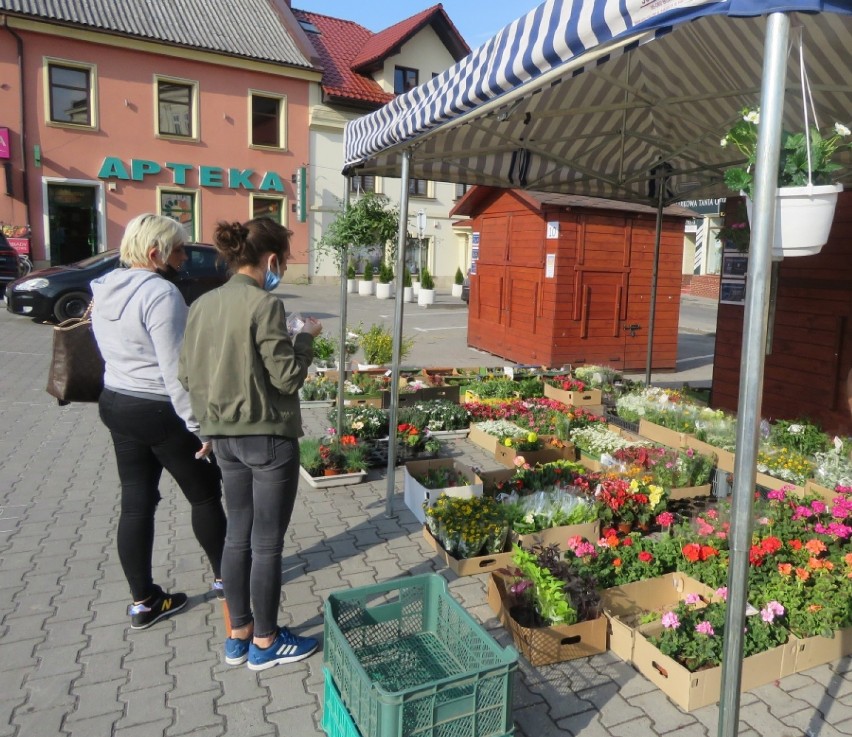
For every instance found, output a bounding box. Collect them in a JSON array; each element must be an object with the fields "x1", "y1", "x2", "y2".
[{"x1": 745, "y1": 183, "x2": 842, "y2": 259}]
